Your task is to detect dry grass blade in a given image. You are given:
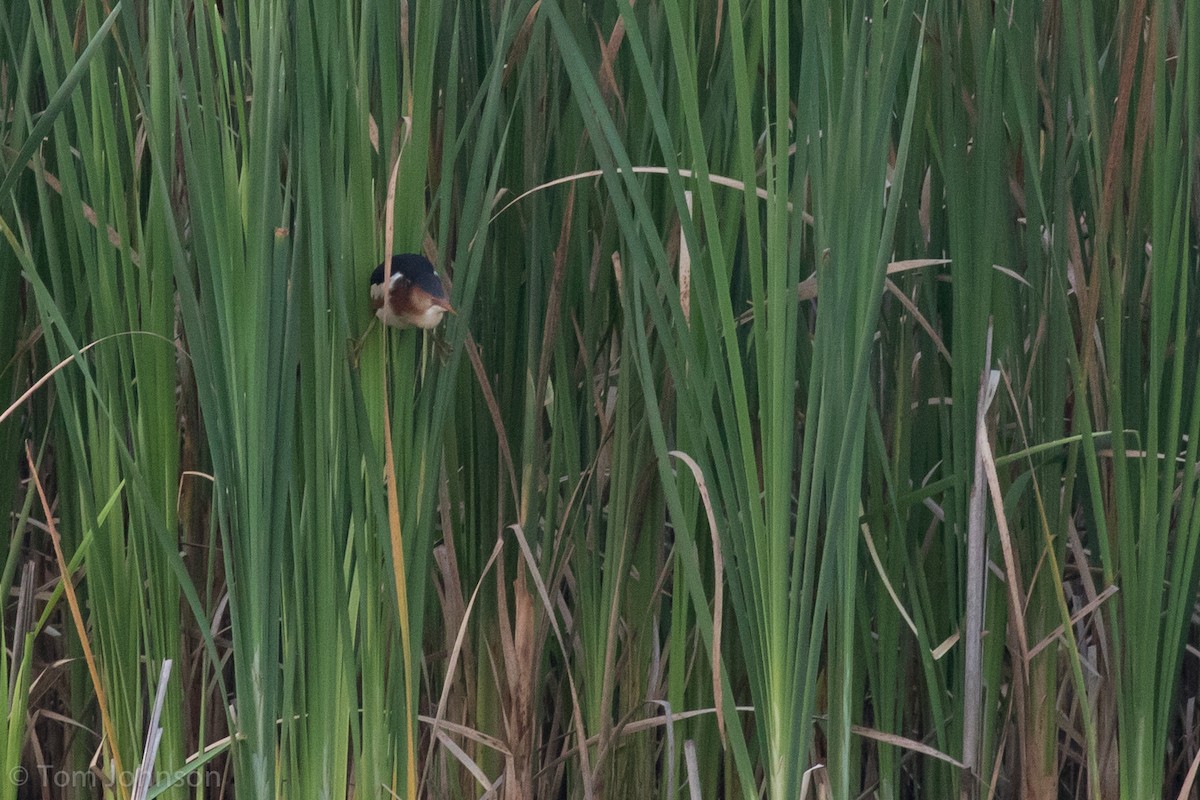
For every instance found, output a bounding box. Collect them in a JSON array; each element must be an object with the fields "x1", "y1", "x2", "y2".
[
  {"x1": 504, "y1": 1, "x2": 543, "y2": 87},
  {"x1": 830, "y1": 257, "x2": 952, "y2": 303},
  {"x1": 1025, "y1": 585, "x2": 1117, "y2": 660},
  {"x1": 435, "y1": 730, "x2": 494, "y2": 790},
  {"x1": 963, "y1": 358, "x2": 998, "y2": 786},
  {"x1": 494, "y1": 558, "x2": 536, "y2": 800},
  {"x1": 463, "y1": 333, "x2": 520, "y2": 503},
  {"x1": 11, "y1": 561, "x2": 36, "y2": 694},
  {"x1": 980, "y1": 413, "x2": 1032, "y2": 677},
  {"x1": 646, "y1": 700, "x2": 677, "y2": 800},
  {"x1": 799, "y1": 763, "x2": 824, "y2": 800},
  {"x1": 25, "y1": 442, "x2": 128, "y2": 799},
  {"x1": 507, "y1": 523, "x2": 595, "y2": 800},
  {"x1": 679, "y1": 191, "x2": 693, "y2": 323},
  {"x1": 490, "y1": 166, "x2": 814, "y2": 225},
  {"x1": 668, "y1": 450, "x2": 726, "y2": 744},
  {"x1": 1178, "y1": 745, "x2": 1200, "y2": 800},
  {"x1": 545, "y1": 705, "x2": 758, "y2": 765},
  {"x1": 381, "y1": 145, "x2": 418, "y2": 800},
  {"x1": 683, "y1": 739, "x2": 701, "y2": 800},
  {"x1": 885, "y1": 278, "x2": 951, "y2": 364},
  {"x1": 424, "y1": 536, "x2": 506, "y2": 787},
  {"x1": 739, "y1": 258, "x2": 951, "y2": 324},
  {"x1": 595, "y1": 15, "x2": 626, "y2": 111},
  {"x1": 859, "y1": 515, "x2": 919, "y2": 637},
  {"x1": 850, "y1": 724, "x2": 966, "y2": 769},
  {"x1": 0, "y1": 332, "x2": 182, "y2": 426},
  {"x1": 417, "y1": 717, "x2": 511, "y2": 754},
  {"x1": 130, "y1": 660, "x2": 172, "y2": 800},
  {"x1": 1, "y1": 148, "x2": 139, "y2": 264},
  {"x1": 535, "y1": 185, "x2": 576, "y2": 412}
]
